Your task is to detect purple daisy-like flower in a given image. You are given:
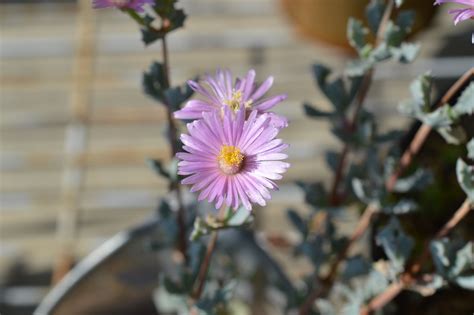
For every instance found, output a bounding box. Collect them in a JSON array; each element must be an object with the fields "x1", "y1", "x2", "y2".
[
  {"x1": 434, "y1": 0, "x2": 474, "y2": 25},
  {"x1": 174, "y1": 69, "x2": 288, "y2": 129},
  {"x1": 92, "y1": 0, "x2": 154, "y2": 12},
  {"x1": 177, "y1": 106, "x2": 289, "y2": 210}
]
